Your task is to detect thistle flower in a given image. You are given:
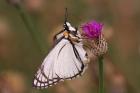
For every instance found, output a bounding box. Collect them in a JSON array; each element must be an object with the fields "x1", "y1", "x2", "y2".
[
  {"x1": 81, "y1": 20, "x2": 108, "y2": 56},
  {"x1": 81, "y1": 21, "x2": 103, "y2": 39}
]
